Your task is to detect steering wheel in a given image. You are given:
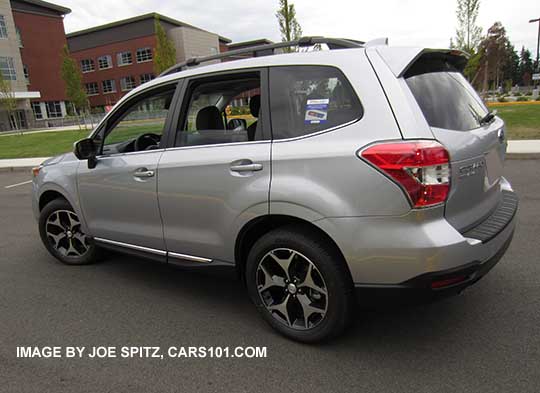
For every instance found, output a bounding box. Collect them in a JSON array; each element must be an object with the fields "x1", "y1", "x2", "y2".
[{"x1": 134, "y1": 133, "x2": 161, "y2": 151}]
